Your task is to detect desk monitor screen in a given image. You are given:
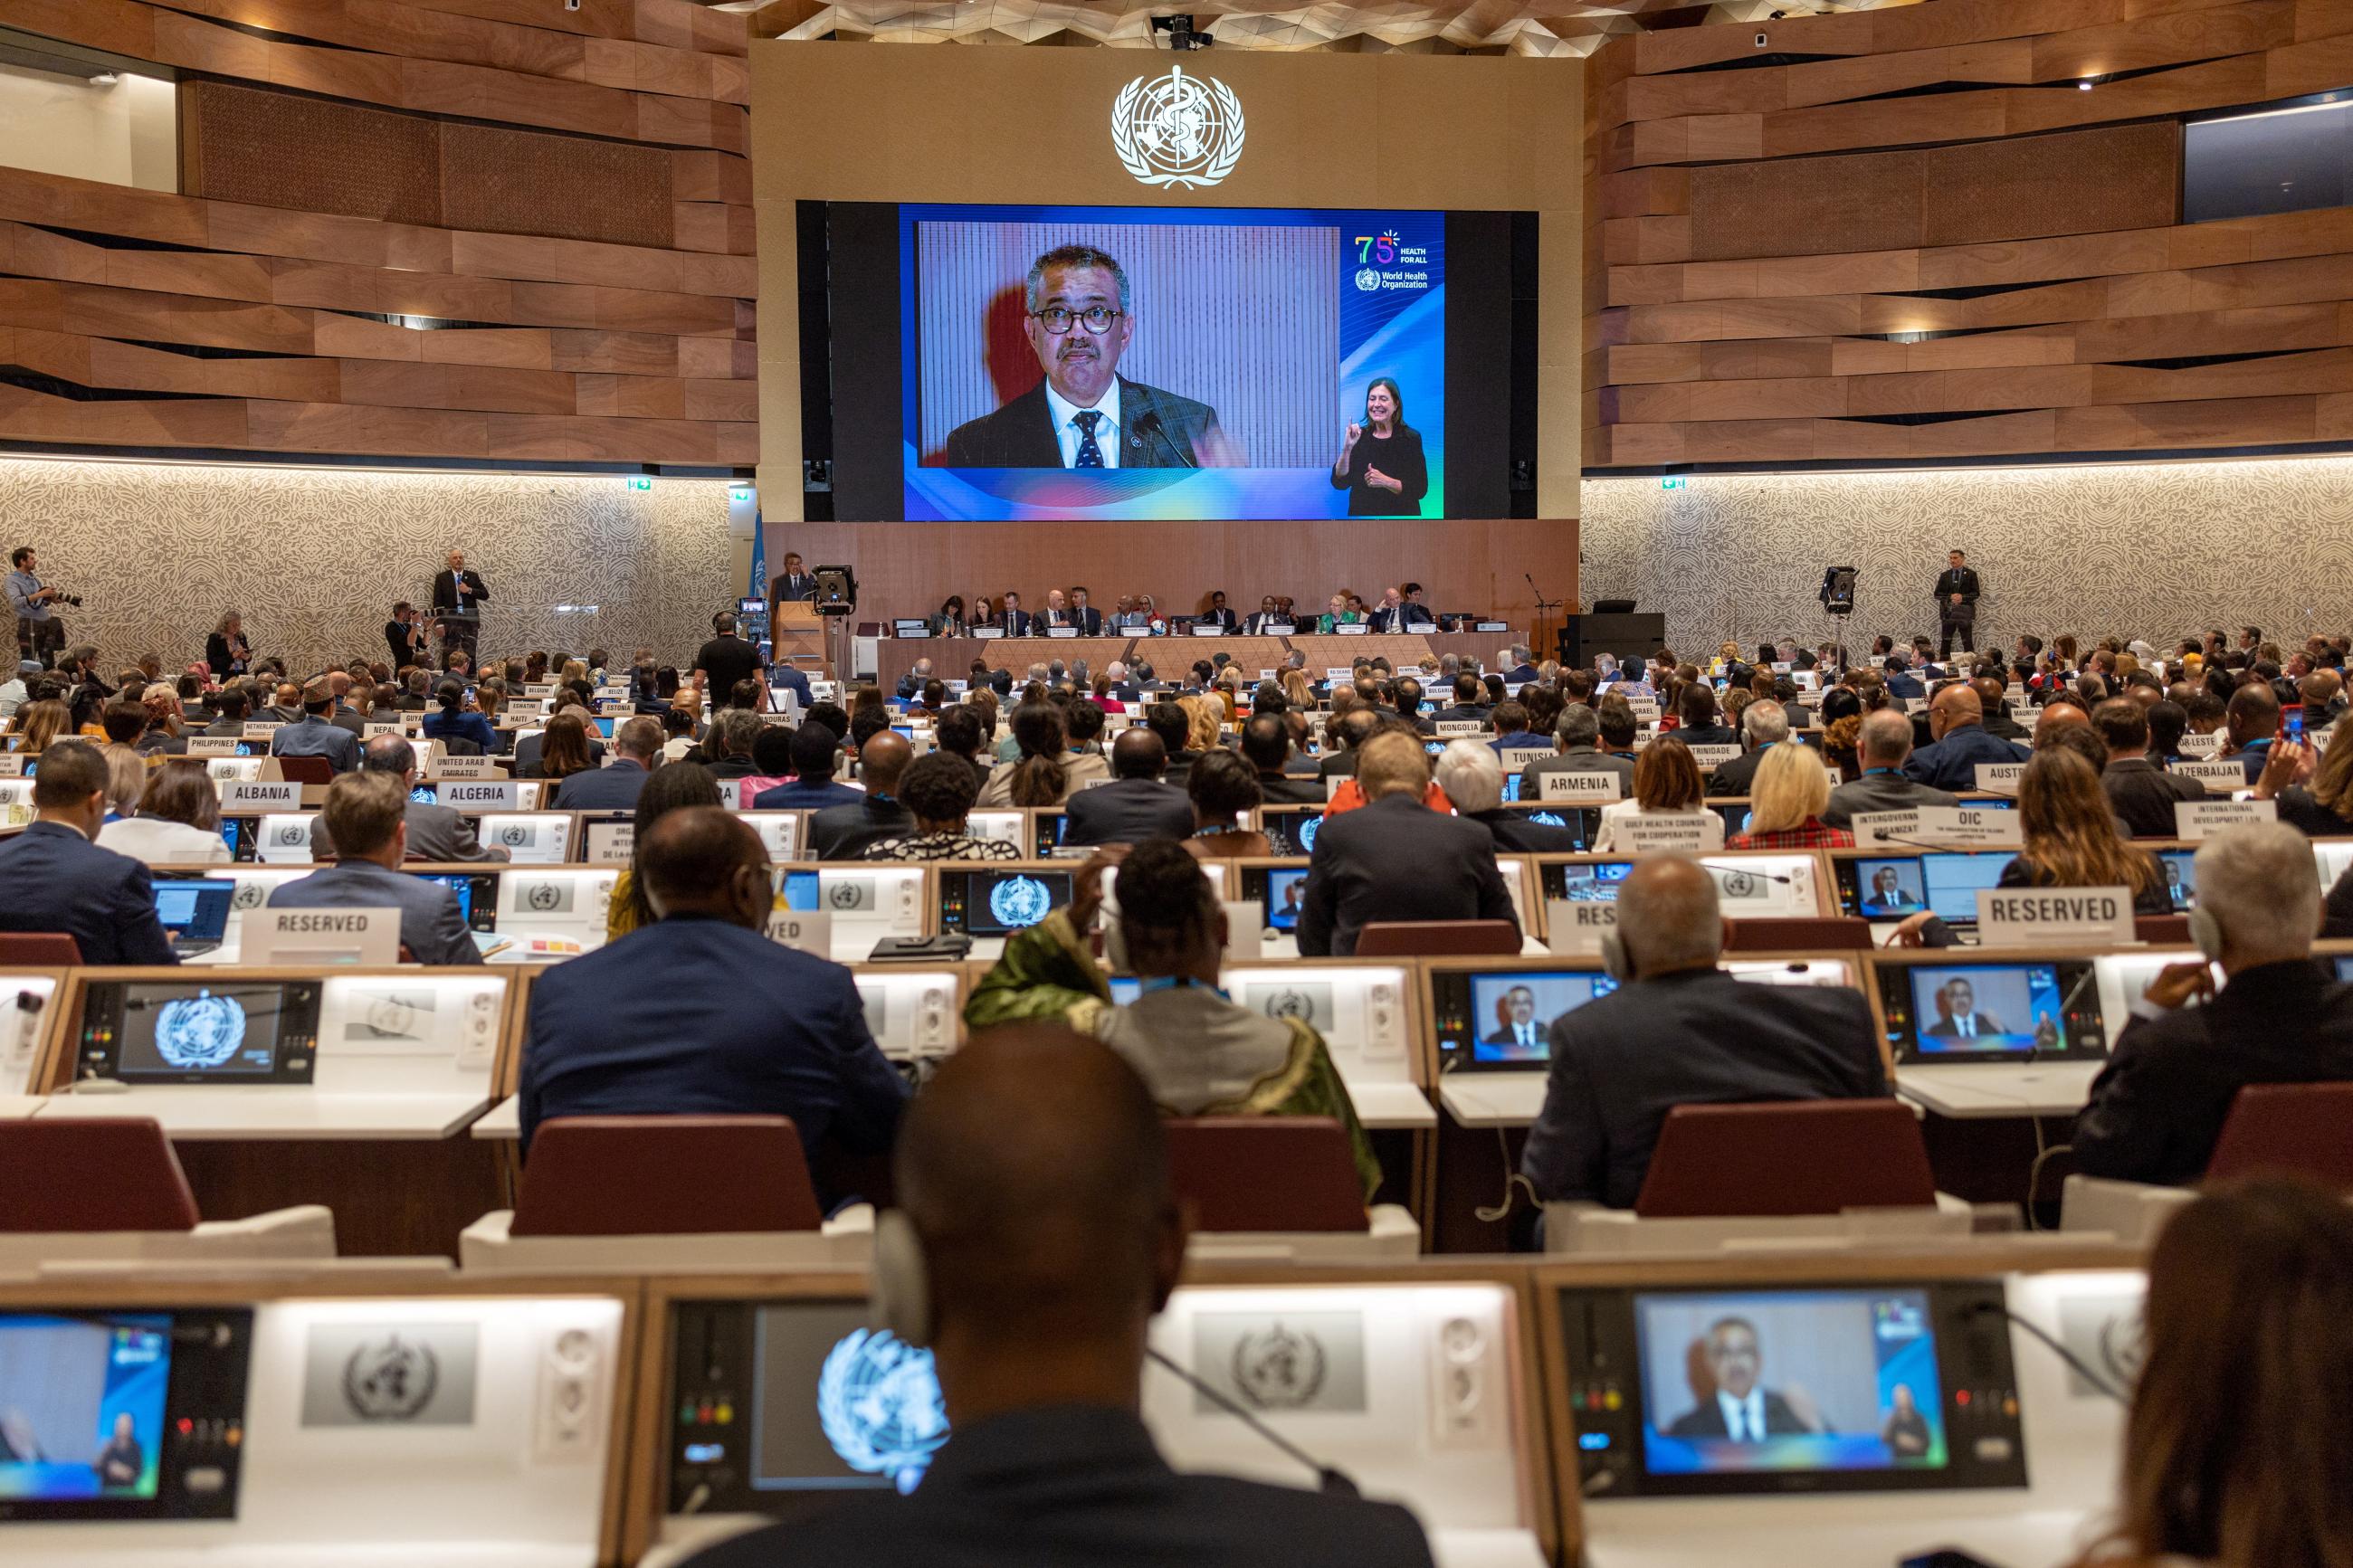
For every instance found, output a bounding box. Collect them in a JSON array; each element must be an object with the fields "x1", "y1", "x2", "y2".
[
  {"x1": 1263, "y1": 810, "x2": 1322, "y2": 857},
  {"x1": 1249, "y1": 867, "x2": 1310, "y2": 932},
  {"x1": 1841, "y1": 852, "x2": 2011, "y2": 923},
  {"x1": 77, "y1": 980, "x2": 321, "y2": 1085},
  {"x1": 417, "y1": 873, "x2": 499, "y2": 934},
  {"x1": 2156, "y1": 850, "x2": 2196, "y2": 909},
  {"x1": 1877, "y1": 960, "x2": 2105, "y2": 1062},
  {"x1": 151, "y1": 879, "x2": 233, "y2": 944},
  {"x1": 780, "y1": 871, "x2": 823, "y2": 913},
  {"x1": 666, "y1": 1299, "x2": 948, "y2": 1521},
  {"x1": 1429, "y1": 967, "x2": 1615, "y2": 1071},
  {"x1": 938, "y1": 870, "x2": 1072, "y2": 937},
  {"x1": 1558, "y1": 1281, "x2": 2024, "y2": 1500},
  {"x1": 0, "y1": 1308, "x2": 251, "y2": 1522},
  {"x1": 1541, "y1": 859, "x2": 1634, "y2": 903}
]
